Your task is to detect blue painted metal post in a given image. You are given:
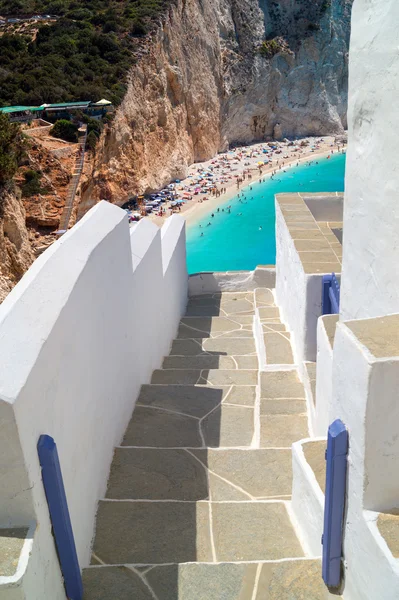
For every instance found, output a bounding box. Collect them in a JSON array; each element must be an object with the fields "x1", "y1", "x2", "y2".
[
  {"x1": 322, "y1": 274, "x2": 333, "y2": 315},
  {"x1": 322, "y1": 419, "x2": 348, "y2": 588},
  {"x1": 329, "y1": 273, "x2": 341, "y2": 314},
  {"x1": 37, "y1": 435, "x2": 83, "y2": 600}
]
